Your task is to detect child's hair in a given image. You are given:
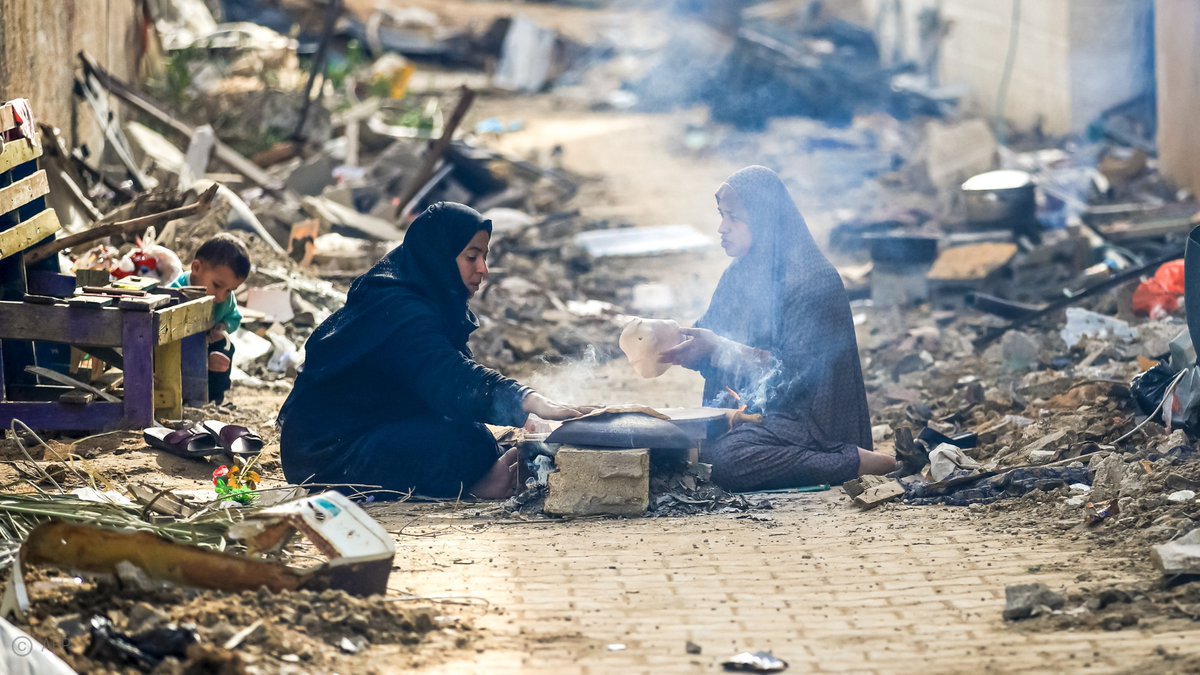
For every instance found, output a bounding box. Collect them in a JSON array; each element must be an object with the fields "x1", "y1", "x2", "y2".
[{"x1": 194, "y1": 233, "x2": 251, "y2": 280}]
